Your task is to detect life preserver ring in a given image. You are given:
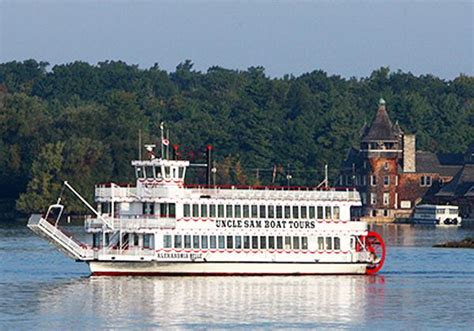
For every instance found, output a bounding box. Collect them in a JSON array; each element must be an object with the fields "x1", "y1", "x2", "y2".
[{"x1": 365, "y1": 231, "x2": 386, "y2": 275}]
